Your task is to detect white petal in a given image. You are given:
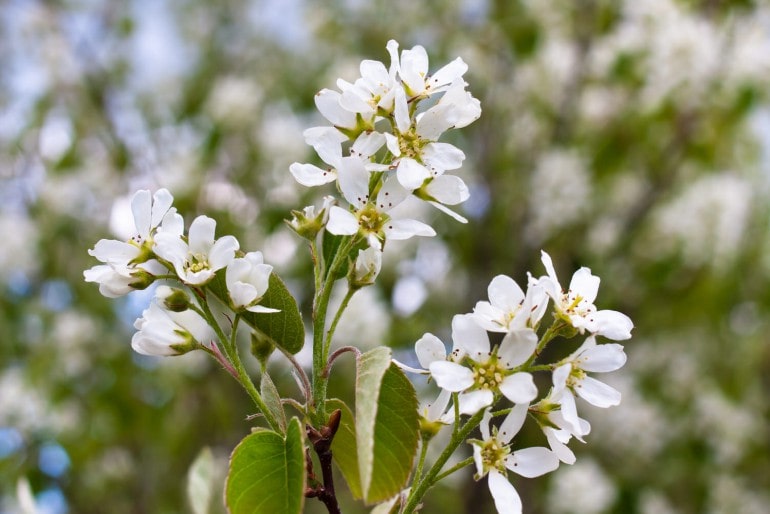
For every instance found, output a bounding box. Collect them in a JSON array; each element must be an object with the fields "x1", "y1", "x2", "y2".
[
  {"x1": 451, "y1": 313, "x2": 490, "y2": 361},
  {"x1": 384, "y1": 132, "x2": 400, "y2": 157},
  {"x1": 415, "y1": 333, "x2": 447, "y2": 368},
  {"x1": 394, "y1": 86, "x2": 411, "y2": 133},
  {"x1": 428, "y1": 57, "x2": 468, "y2": 90},
  {"x1": 555, "y1": 390, "x2": 582, "y2": 436},
  {"x1": 544, "y1": 428, "x2": 576, "y2": 464},
  {"x1": 289, "y1": 163, "x2": 337, "y2": 186},
  {"x1": 592, "y1": 310, "x2": 634, "y2": 340},
  {"x1": 497, "y1": 329, "x2": 537, "y2": 369},
  {"x1": 472, "y1": 301, "x2": 506, "y2": 332},
  {"x1": 552, "y1": 363, "x2": 571, "y2": 395},
  {"x1": 159, "y1": 210, "x2": 184, "y2": 236},
  {"x1": 578, "y1": 342, "x2": 627, "y2": 373},
  {"x1": 383, "y1": 218, "x2": 435, "y2": 240},
  {"x1": 188, "y1": 216, "x2": 216, "y2": 255},
  {"x1": 506, "y1": 447, "x2": 559, "y2": 478},
  {"x1": 376, "y1": 176, "x2": 409, "y2": 212},
  {"x1": 327, "y1": 207, "x2": 359, "y2": 235},
  {"x1": 569, "y1": 267, "x2": 600, "y2": 304},
  {"x1": 488, "y1": 471, "x2": 522, "y2": 514},
  {"x1": 397, "y1": 158, "x2": 431, "y2": 191},
  {"x1": 150, "y1": 189, "x2": 174, "y2": 229},
  {"x1": 427, "y1": 201, "x2": 468, "y2": 223},
  {"x1": 130, "y1": 190, "x2": 152, "y2": 239},
  {"x1": 458, "y1": 389, "x2": 494, "y2": 415},
  {"x1": 89, "y1": 239, "x2": 140, "y2": 264},
  {"x1": 351, "y1": 131, "x2": 385, "y2": 158},
  {"x1": 498, "y1": 403, "x2": 529, "y2": 444},
  {"x1": 539, "y1": 250, "x2": 561, "y2": 291},
  {"x1": 208, "y1": 235, "x2": 239, "y2": 271},
  {"x1": 575, "y1": 376, "x2": 621, "y2": 408},
  {"x1": 315, "y1": 88, "x2": 357, "y2": 128},
  {"x1": 425, "y1": 388, "x2": 452, "y2": 422},
  {"x1": 304, "y1": 126, "x2": 346, "y2": 165},
  {"x1": 337, "y1": 156, "x2": 370, "y2": 207},
  {"x1": 245, "y1": 305, "x2": 281, "y2": 313},
  {"x1": 499, "y1": 372, "x2": 537, "y2": 404},
  {"x1": 488, "y1": 275, "x2": 525, "y2": 313},
  {"x1": 422, "y1": 142, "x2": 465, "y2": 171},
  {"x1": 429, "y1": 361, "x2": 474, "y2": 392},
  {"x1": 425, "y1": 174, "x2": 469, "y2": 205}
]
